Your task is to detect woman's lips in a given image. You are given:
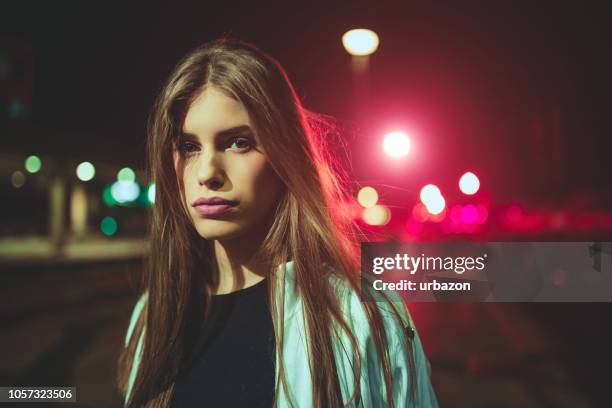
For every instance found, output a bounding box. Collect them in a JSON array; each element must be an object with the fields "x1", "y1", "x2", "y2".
[{"x1": 193, "y1": 203, "x2": 236, "y2": 216}]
